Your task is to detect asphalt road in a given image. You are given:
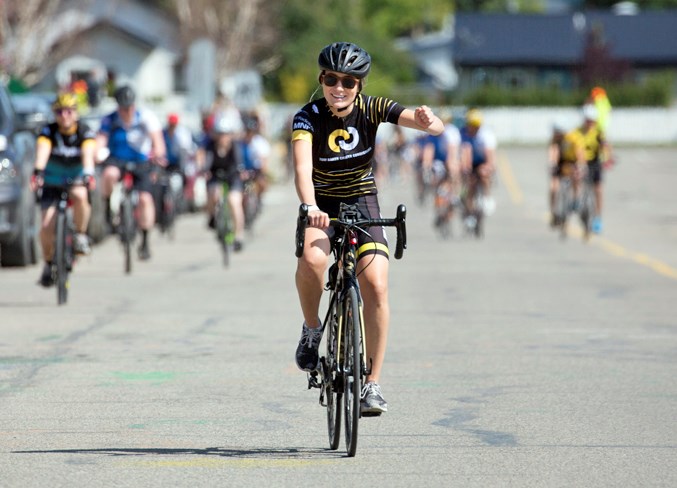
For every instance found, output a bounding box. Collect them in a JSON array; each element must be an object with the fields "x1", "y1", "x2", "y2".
[{"x1": 1, "y1": 146, "x2": 676, "y2": 487}]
